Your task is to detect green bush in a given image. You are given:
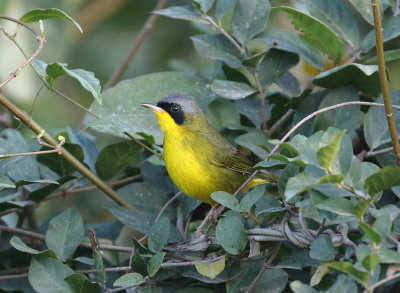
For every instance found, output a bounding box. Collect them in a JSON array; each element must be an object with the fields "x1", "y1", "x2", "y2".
[{"x1": 1, "y1": 0, "x2": 400, "y2": 292}]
